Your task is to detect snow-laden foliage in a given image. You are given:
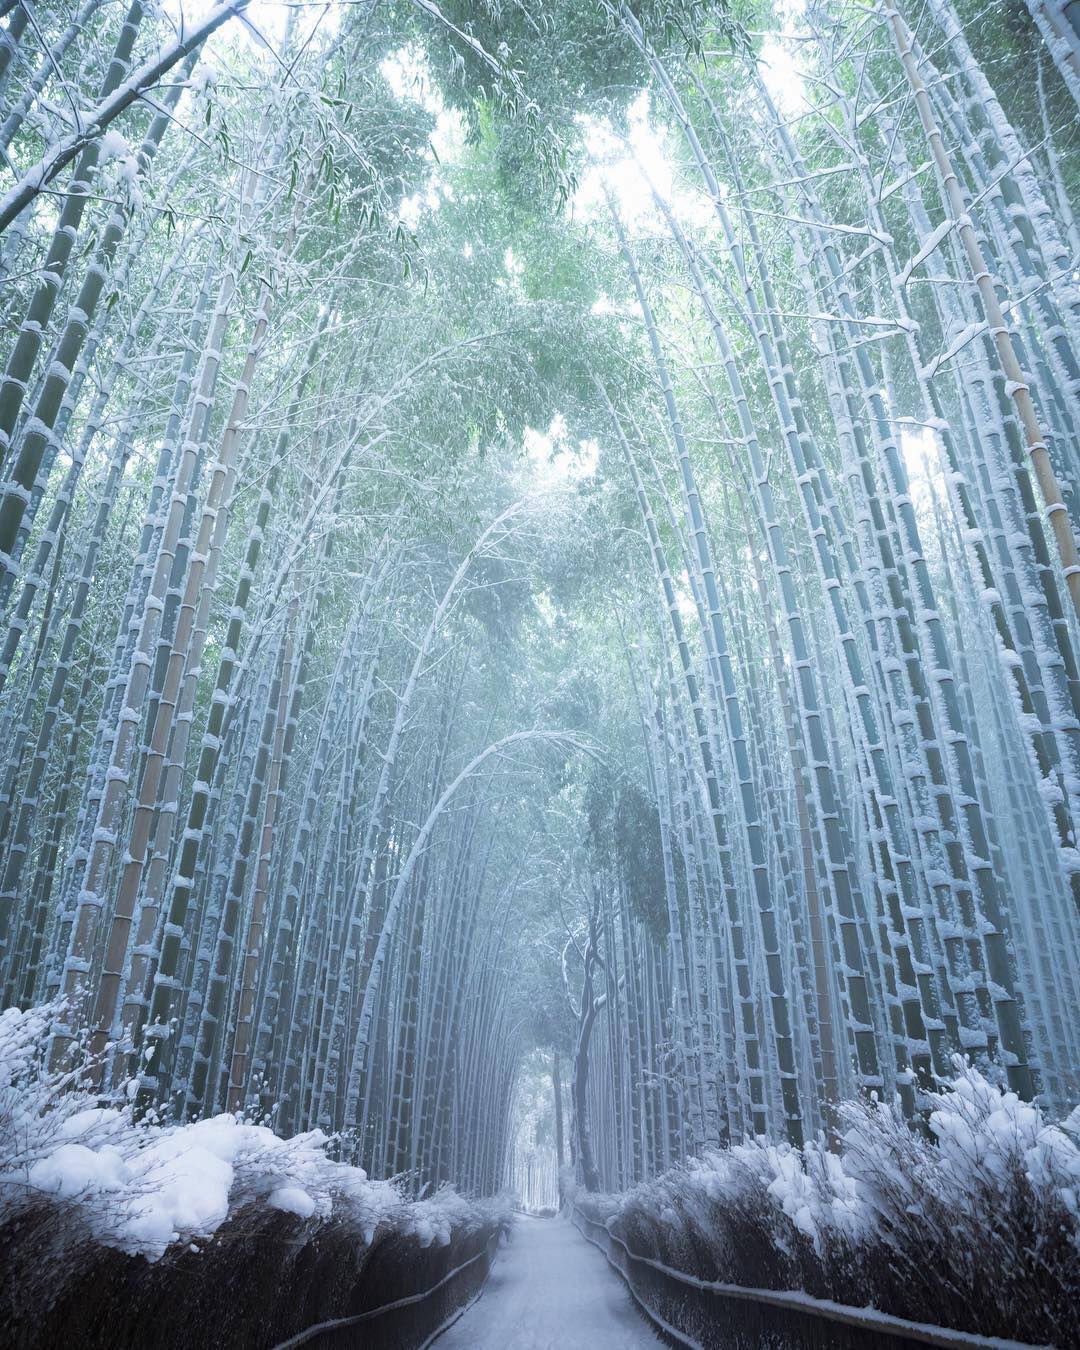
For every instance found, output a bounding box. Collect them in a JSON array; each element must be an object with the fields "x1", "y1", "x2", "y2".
[
  {"x1": 574, "y1": 1066, "x2": 1080, "y2": 1345},
  {"x1": 0, "y1": 1003, "x2": 507, "y2": 1263}
]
